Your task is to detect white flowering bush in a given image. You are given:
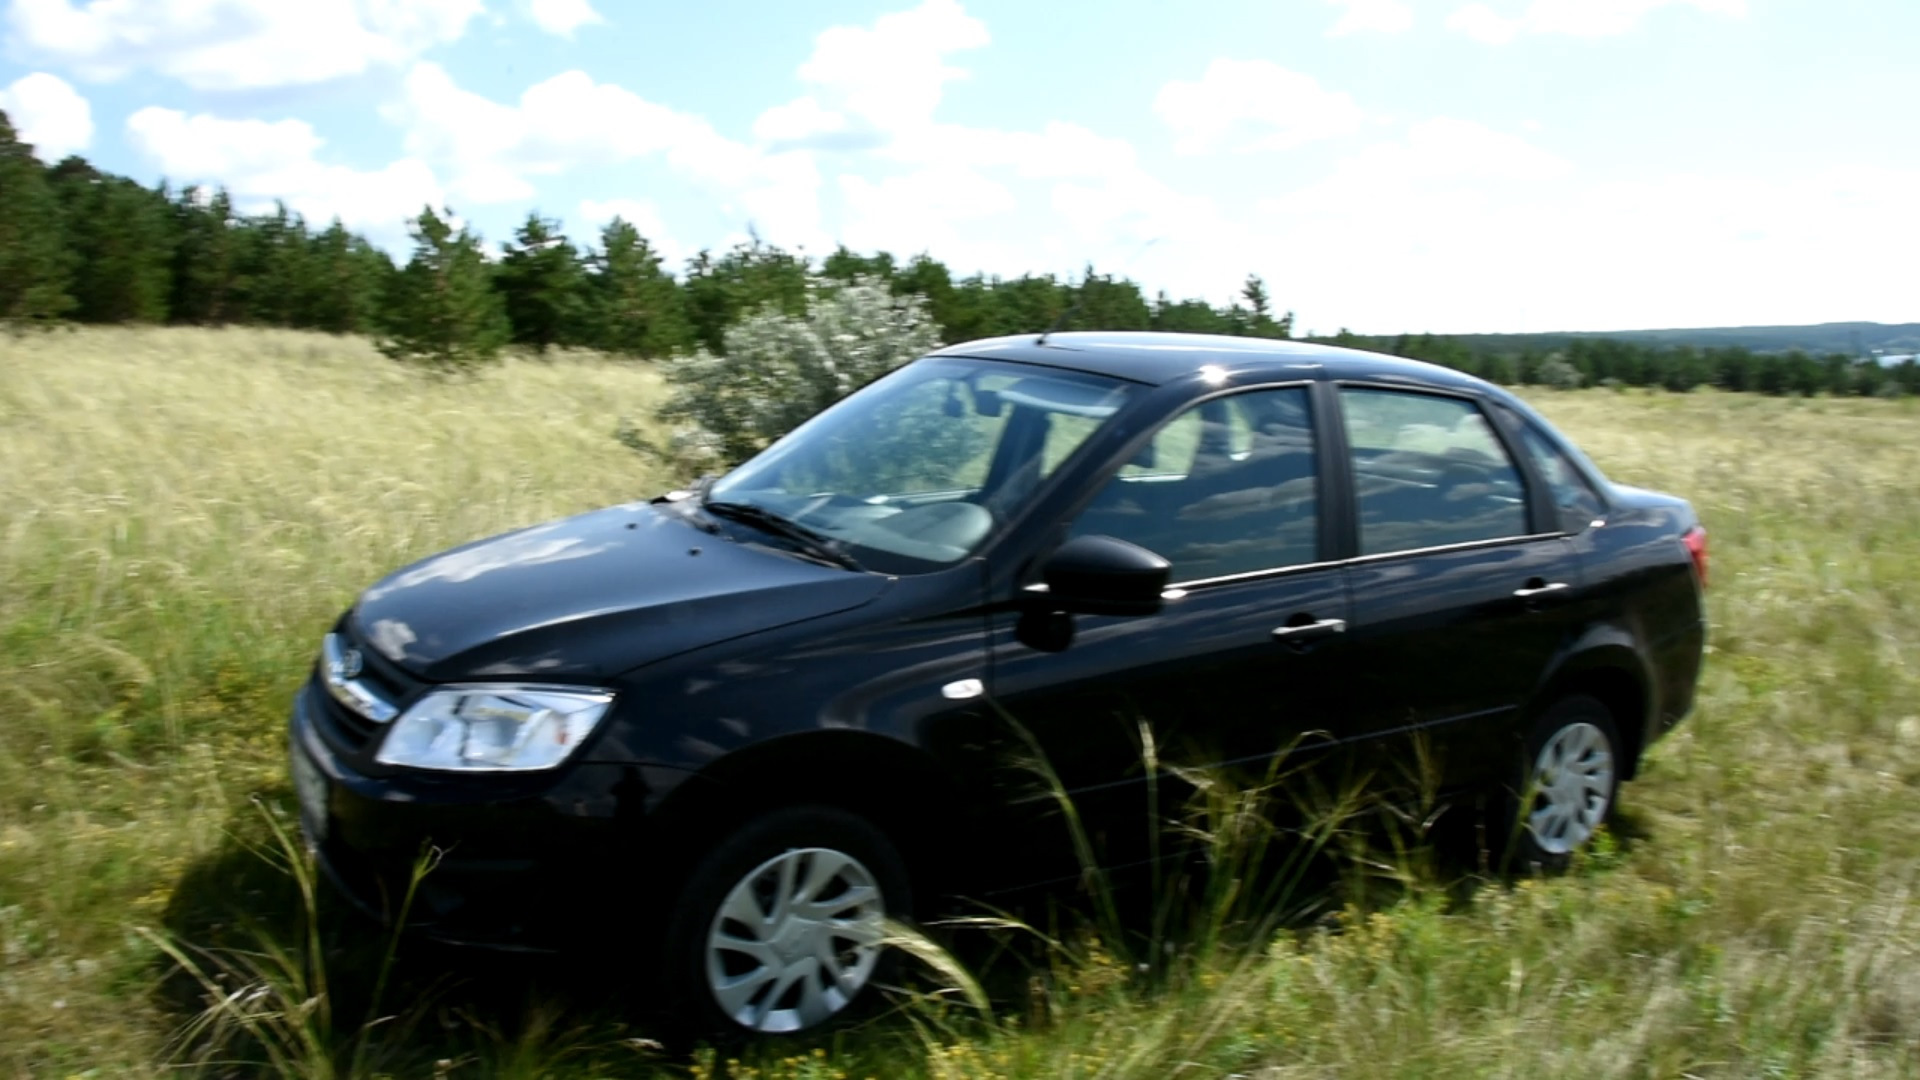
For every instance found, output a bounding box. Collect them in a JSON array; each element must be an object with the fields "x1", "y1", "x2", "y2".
[
  {"x1": 649, "y1": 275, "x2": 942, "y2": 471},
  {"x1": 1537, "y1": 355, "x2": 1584, "y2": 390}
]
